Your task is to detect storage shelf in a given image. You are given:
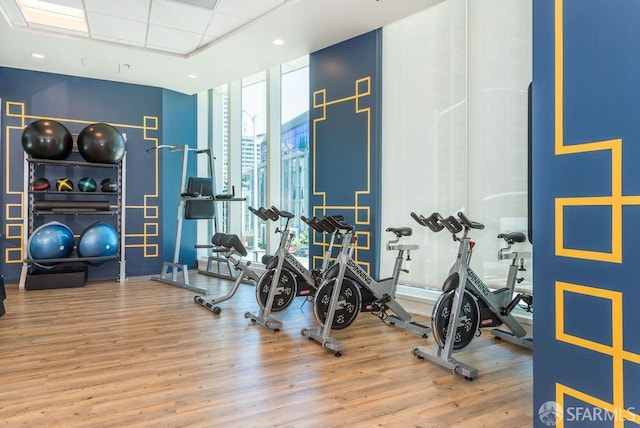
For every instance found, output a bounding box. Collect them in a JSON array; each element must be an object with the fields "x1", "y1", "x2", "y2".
[
  {"x1": 20, "y1": 154, "x2": 127, "y2": 290},
  {"x1": 29, "y1": 191, "x2": 118, "y2": 196},
  {"x1": 25, "y1": 255, "x2": 120, "y2": 264},
  {"x1": 27, "y1": 157, "x2": 119, "y2": 169},
  {"x1": 34, "y1": 210, "x2": 118, "y2": 215}
]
